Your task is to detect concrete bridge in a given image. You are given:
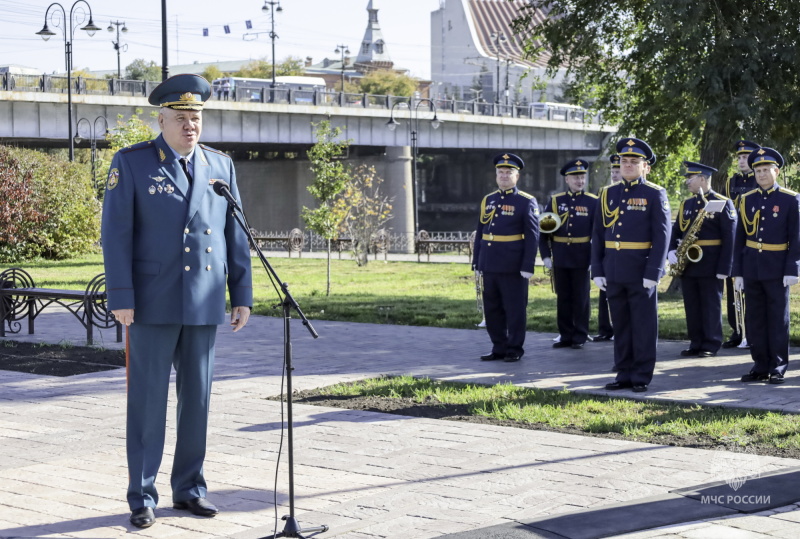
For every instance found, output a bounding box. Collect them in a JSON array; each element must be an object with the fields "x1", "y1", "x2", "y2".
[{"x1": 0, "y1": 90, "x2": 616, "y2": 239}]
